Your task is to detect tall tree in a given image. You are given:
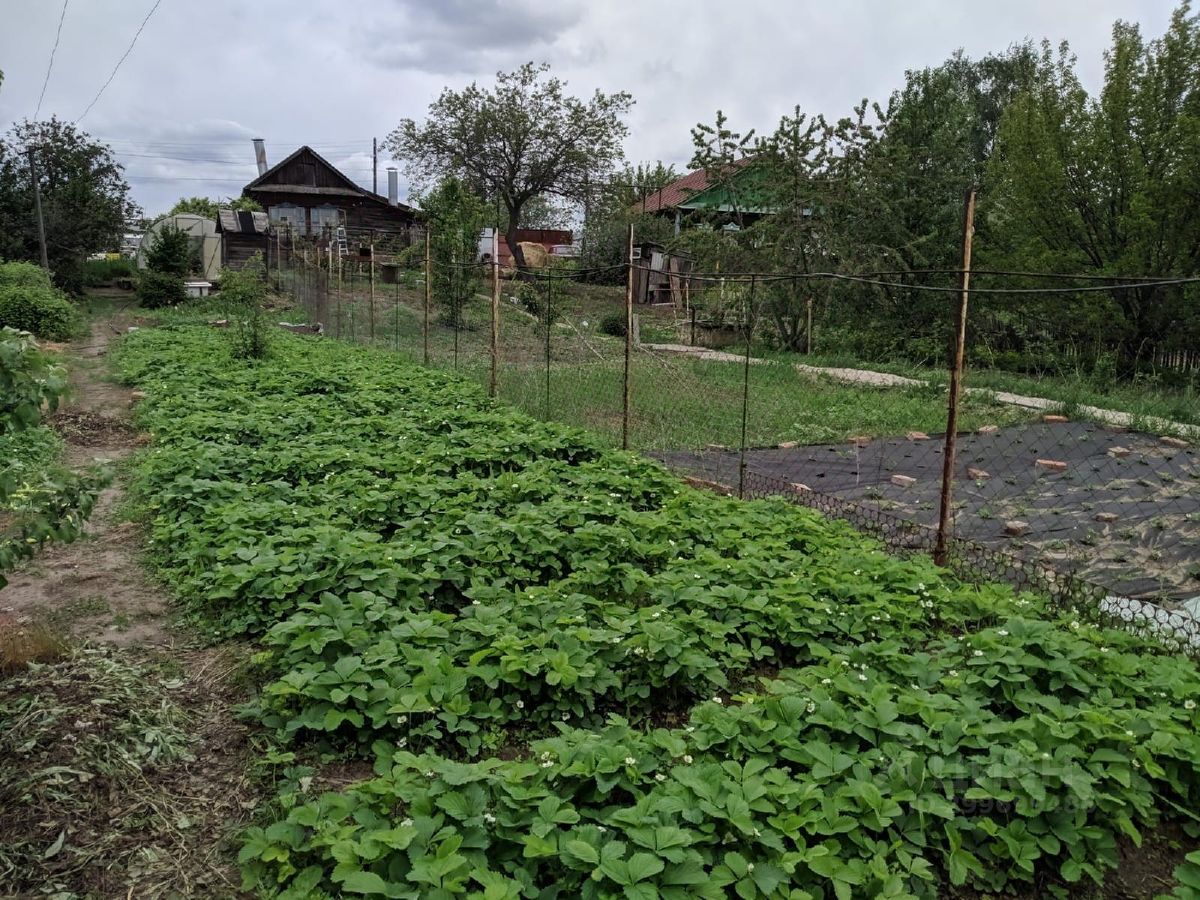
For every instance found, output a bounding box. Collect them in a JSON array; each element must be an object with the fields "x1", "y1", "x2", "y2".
[
  {"x1": 988, "y1": 3, "x2": 1200, "y2": 366},
  {"x1": 388, "y1": 62, "x2": 632, "y2": 270},
  {"x1": 0, "y1": 118, "x2": 139, "y2": 293}
]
